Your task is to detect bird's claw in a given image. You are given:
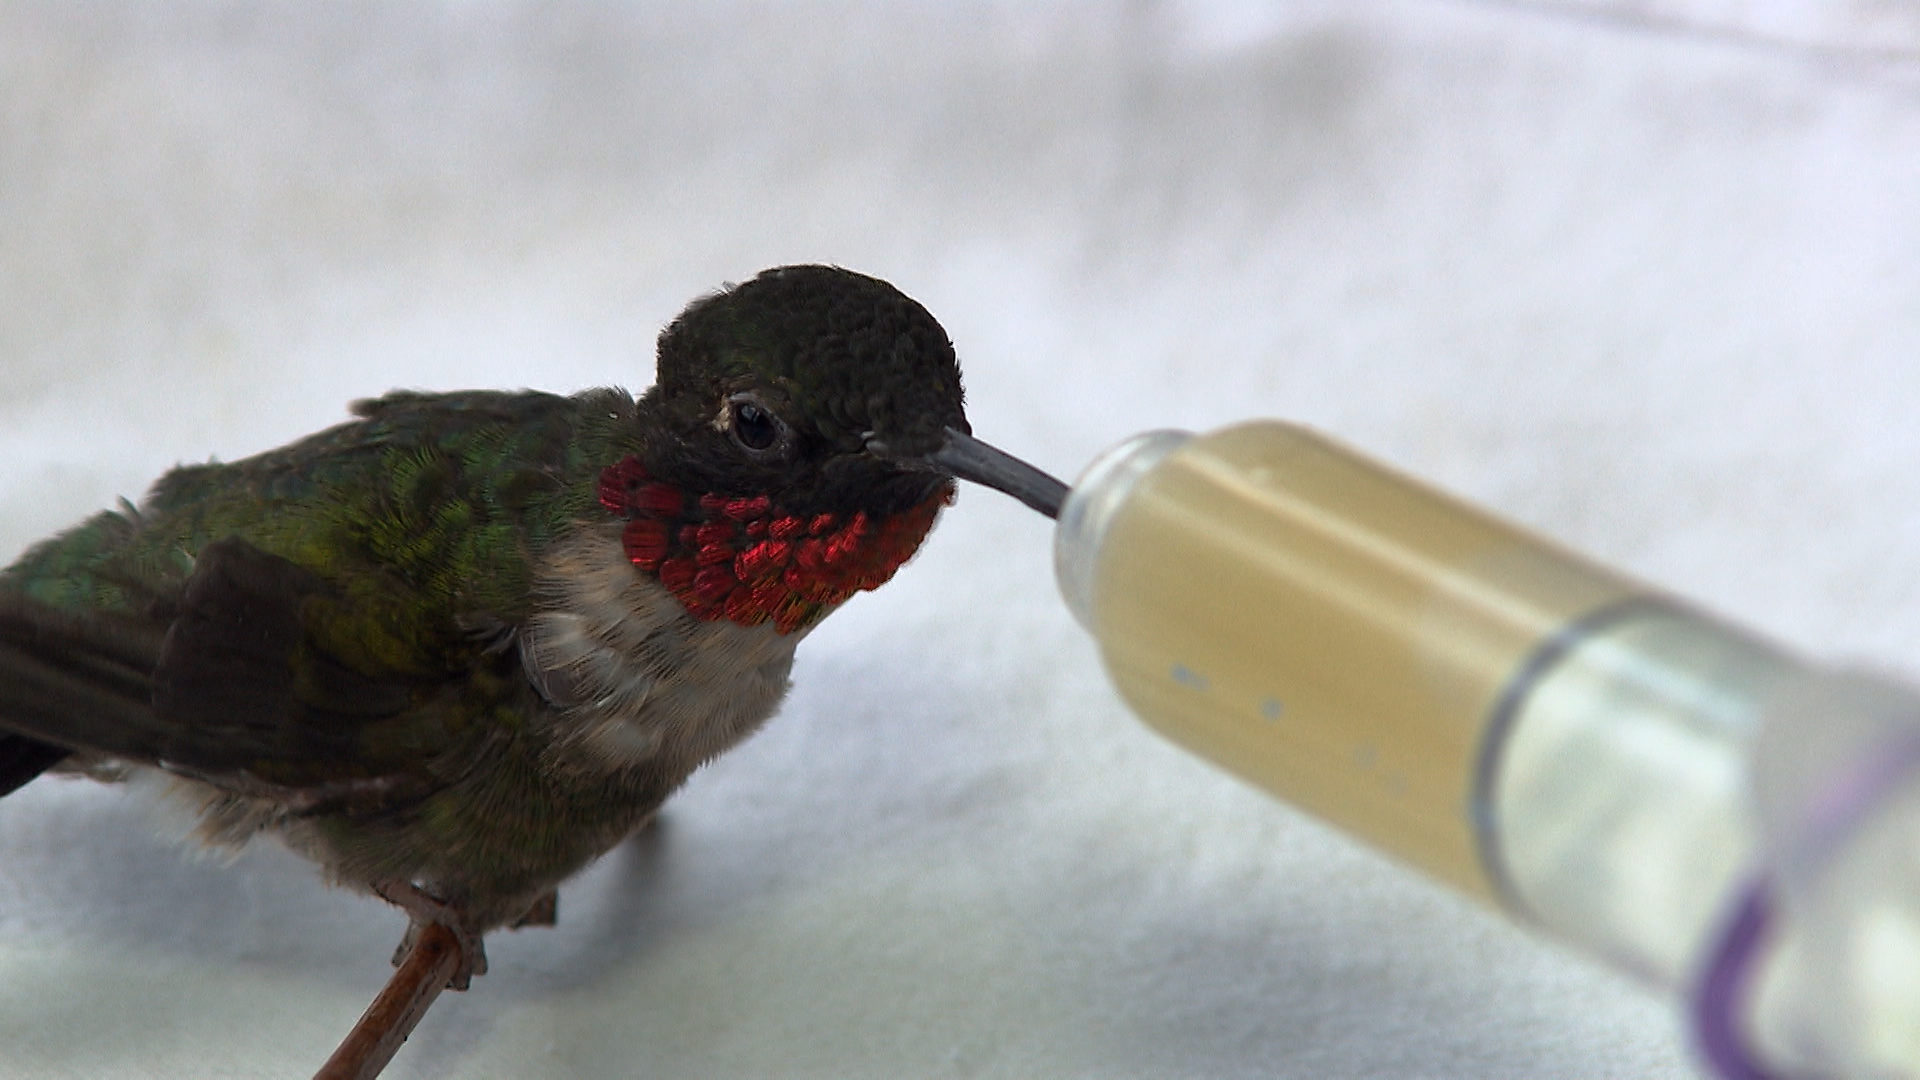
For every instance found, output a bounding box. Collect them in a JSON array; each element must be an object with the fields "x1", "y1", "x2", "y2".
[
  {"x1": 373, "y1": 881, "x2": 488, "y2": 990},
  {"x1": 511, "y1": 890, "x2": 558, "y2": 929}
]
